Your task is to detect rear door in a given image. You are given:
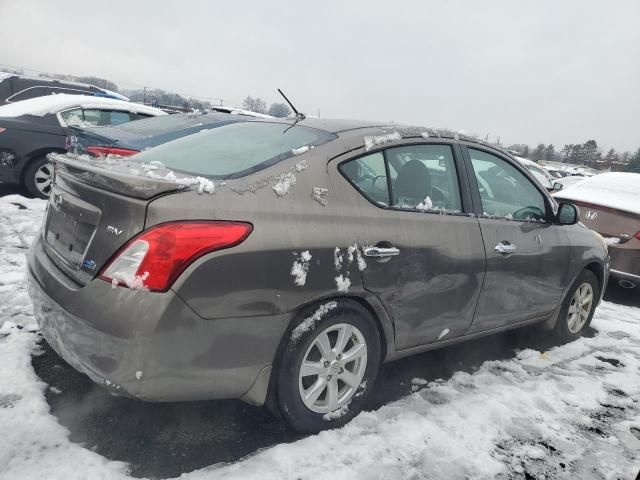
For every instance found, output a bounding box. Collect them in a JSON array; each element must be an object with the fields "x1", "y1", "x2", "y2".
[
  {"x1": 463, "y1": 146, "x2": 570, "y2": 332},
  {"x1": 339, "y1": 141, "x2": 486, "y2": 350}
]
